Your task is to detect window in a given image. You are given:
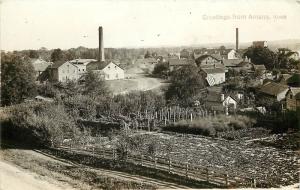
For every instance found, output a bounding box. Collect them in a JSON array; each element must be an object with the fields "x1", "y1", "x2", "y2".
[
  {"x1": 290, "y1": 94, "x2": 293, "y2": 99},
  {"x1": 83, "y1": 69, "x2": 84, "y2": 71},
  {"x1": 108, "y1": 66, "x2": 110, "y2": 69},
  {"x1": 79, "y1": 69, "x2": 81, "y2": 71}
]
